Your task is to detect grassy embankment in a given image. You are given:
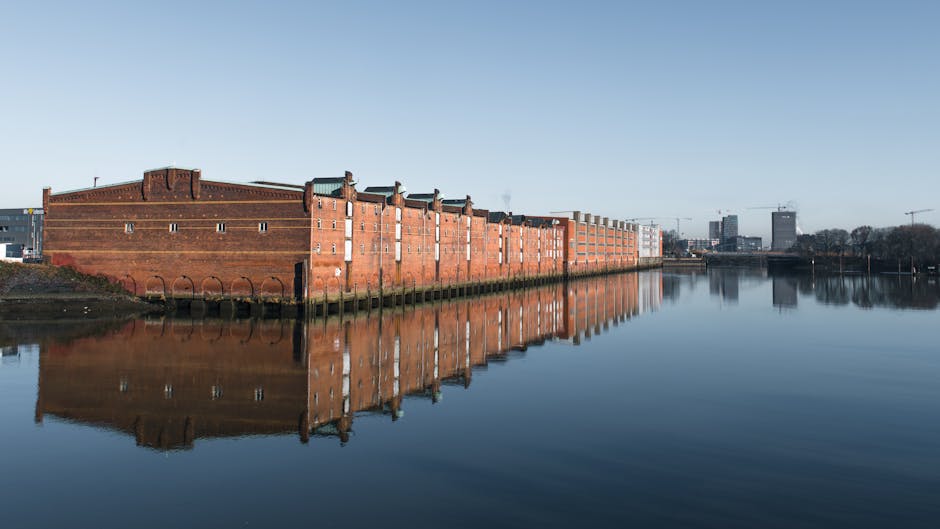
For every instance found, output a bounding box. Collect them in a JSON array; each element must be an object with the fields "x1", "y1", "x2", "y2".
[{"x1": 0, "y1": 262, "x2": 161, "y2": 319}]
